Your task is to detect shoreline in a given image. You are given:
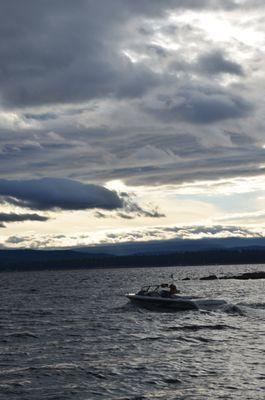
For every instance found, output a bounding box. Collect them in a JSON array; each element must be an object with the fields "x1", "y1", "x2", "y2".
[{"x1": 1, "y1": 247, "x2": 265, "y2": 273}]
